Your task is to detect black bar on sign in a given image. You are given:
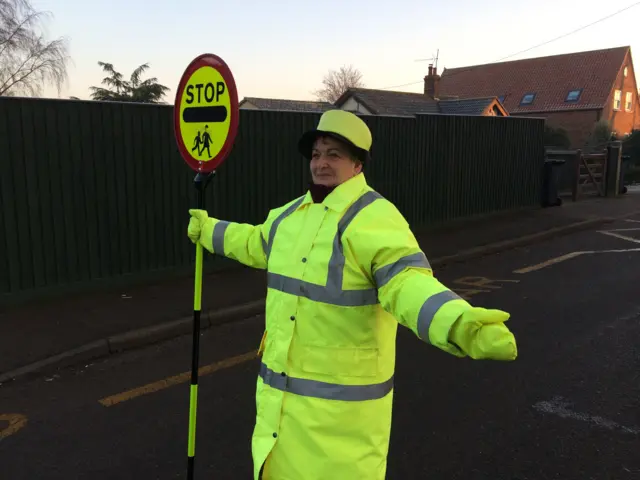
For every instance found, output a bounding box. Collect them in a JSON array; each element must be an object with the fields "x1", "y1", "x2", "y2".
[{"x1": 182, "y1": 106, "x2": 228, "y2": 123}]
